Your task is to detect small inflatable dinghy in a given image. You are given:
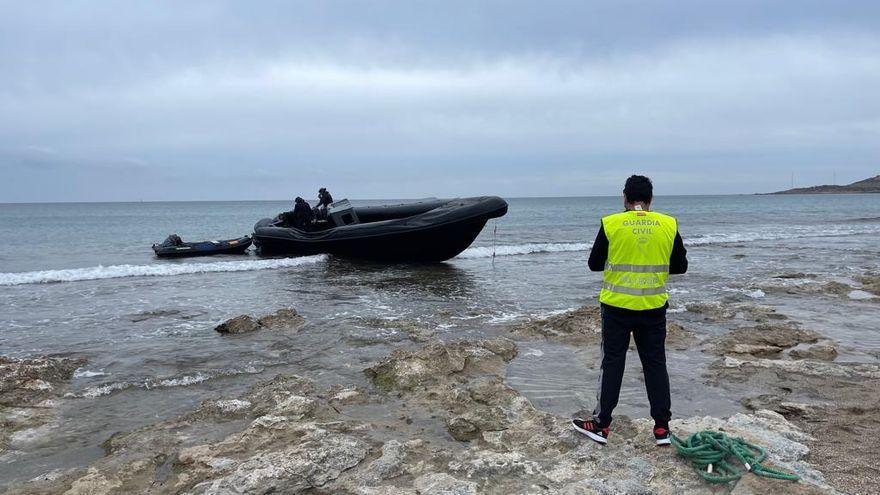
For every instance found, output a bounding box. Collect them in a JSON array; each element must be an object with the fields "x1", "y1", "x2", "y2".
[
  {"x1": 152, "y1": 234, "x2": 252, "y2": 258},
  {"x1": 253, "y1": 196, "x2": 507, "y2": 262}
]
